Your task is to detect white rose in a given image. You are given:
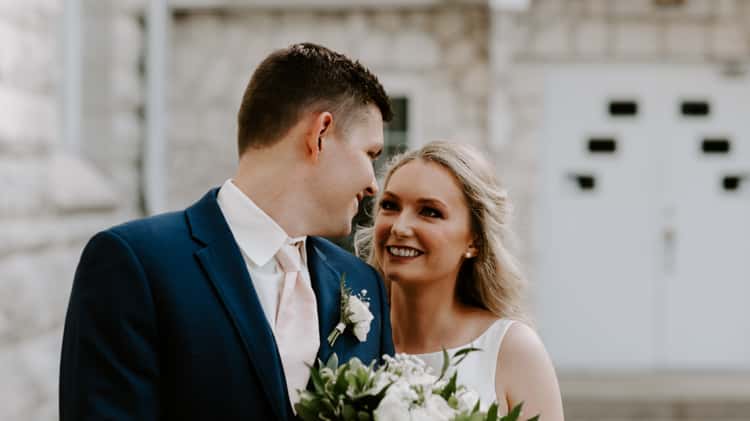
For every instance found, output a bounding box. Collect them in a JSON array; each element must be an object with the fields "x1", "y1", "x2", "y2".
[
  {"x1": 403, "y1": 371, "x2": 438, "y2": 389},
  {"x1": 410, "y1": 394, "x2": 456, "y2": 421},
  {"x1": 347, "y1": 295, "x2": 373, "y2": 342},
  {"x1": 455, "y1": 387, "x2": 481, "y2": 412},
  {"x1": 373, "y1": 381, "x2": 414, "y2": 421}
]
